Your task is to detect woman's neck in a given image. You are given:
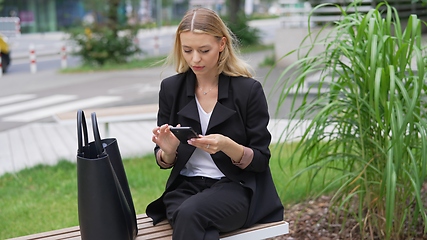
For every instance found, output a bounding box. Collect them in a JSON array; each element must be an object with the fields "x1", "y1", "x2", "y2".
[{"x1": 195, "y1": 73, "x2": 219, "y2": 89}]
